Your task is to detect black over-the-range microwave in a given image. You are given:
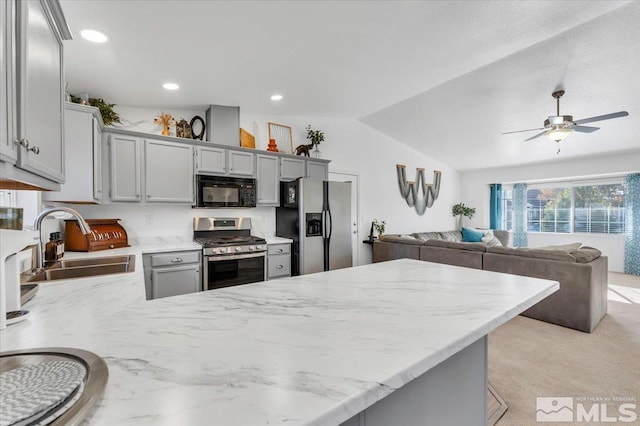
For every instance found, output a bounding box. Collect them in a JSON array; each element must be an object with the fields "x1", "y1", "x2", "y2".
[{"x1": 195, "y1": 175, "x2": 257, "y2": 208}]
